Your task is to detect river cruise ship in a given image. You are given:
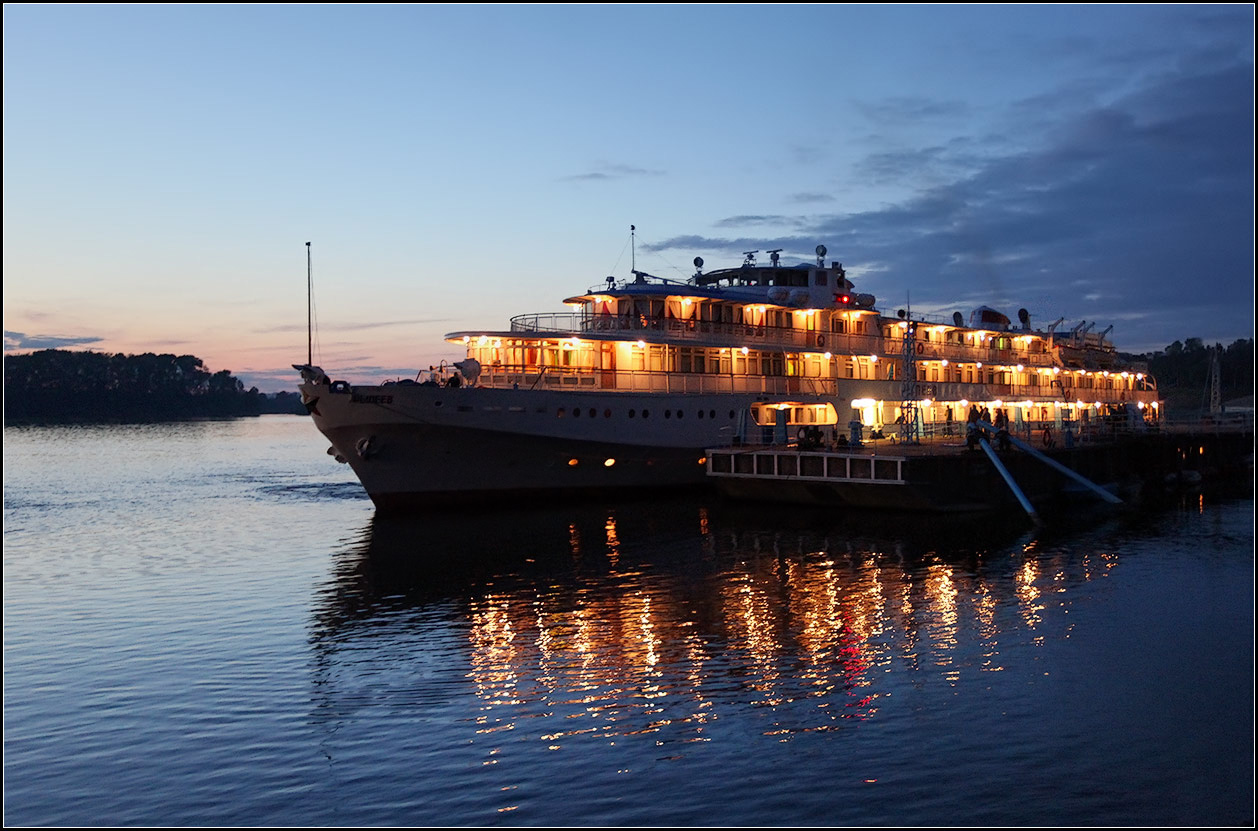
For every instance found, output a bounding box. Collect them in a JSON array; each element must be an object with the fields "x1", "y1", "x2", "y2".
[{"x1": 296, "y1": 244, "x2": 1160, "y2": 509}]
